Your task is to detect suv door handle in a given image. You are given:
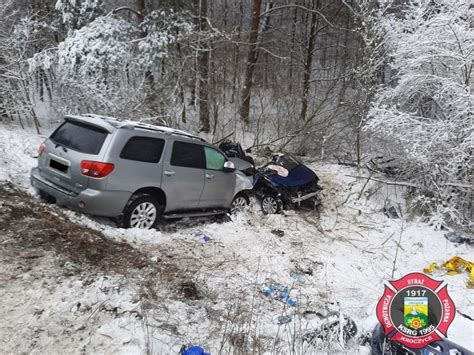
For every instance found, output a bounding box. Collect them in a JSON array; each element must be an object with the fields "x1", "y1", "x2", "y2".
[
  {"x1": 164, "y1": 170, "x2": 175, "y2": 176},
  {"x1": 205, "y1": 174, "x2": 214, "y2": 179}
]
